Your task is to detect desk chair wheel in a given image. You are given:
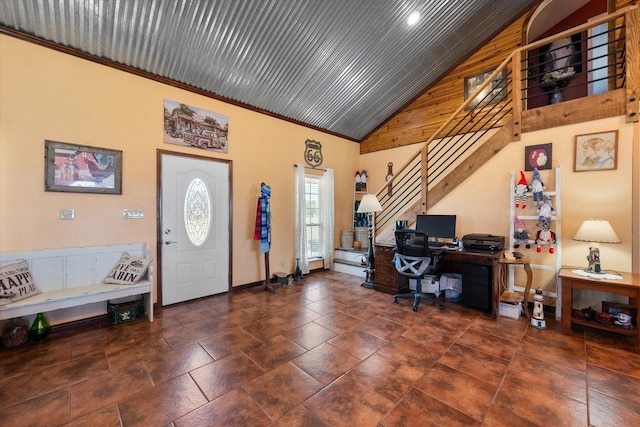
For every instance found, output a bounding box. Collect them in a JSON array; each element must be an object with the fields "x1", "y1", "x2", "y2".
[{"x1": 393, "y1": 296, "x2": 398, "y2": 304}]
